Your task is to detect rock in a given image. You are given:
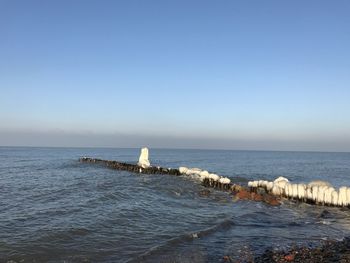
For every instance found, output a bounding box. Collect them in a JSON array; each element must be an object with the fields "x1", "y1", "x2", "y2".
[
  {"x1": 251, "y1": 192, "x2": 263, "y2": 202},
  {"x1": 222, "y1": 255, "x2": 233, "y2": 262},
  {"x1": 263, "y1": 194, "x2": 280, "y2": 206},
  {"x1": 254, "y1": 237, "x2": 350, "y2": 262},
  {"x1": 318, "y1": 209, "x2": 331, "y2": 218},
  {"x1": 284, "y1": 254, "x2": 295, "y2": 261},
  {"x1": 236, "y1": 189, "x2": 251, "y2": 200}
]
